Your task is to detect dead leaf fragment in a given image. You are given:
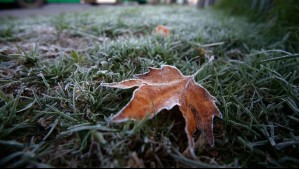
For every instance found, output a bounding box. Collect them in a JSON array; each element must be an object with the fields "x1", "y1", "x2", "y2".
[
  {"x1": 102, "y1": 65, "x2": 222, "y2": 155},
  {"x1": 153, "y1": 25, "x2": 170, "y2": 37},
  {"x1": 37, "y1": 116, "x2": 54, "y2": 128}
]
